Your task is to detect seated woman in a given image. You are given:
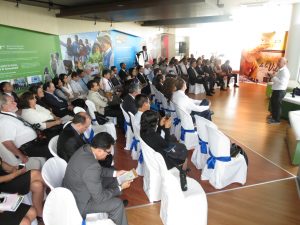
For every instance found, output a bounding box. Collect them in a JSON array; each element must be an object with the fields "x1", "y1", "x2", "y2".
[
  {"x1": 29, "y1": 84, "x2": 52, "y2": 111},
  {"x1": 19, "y1": 91, "x2": 64, "y2": 139},
  {"x1": 54, "y1": 77, "x2": 85, "y2": 108},
  {"x1": 0, "y1": 157, "x2": 45, "y2": 224},
  {"x1": 140, "y1": 110, "x2": 189, "y2": 191}
]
